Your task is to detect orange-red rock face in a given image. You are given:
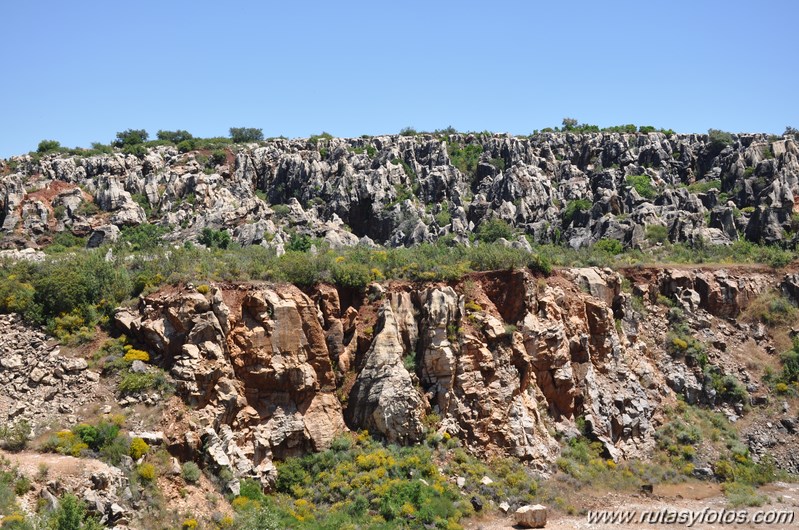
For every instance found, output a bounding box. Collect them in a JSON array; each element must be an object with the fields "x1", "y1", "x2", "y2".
[{"x1": 116, "y1": 265, "x2": 786, "y2": 488}]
